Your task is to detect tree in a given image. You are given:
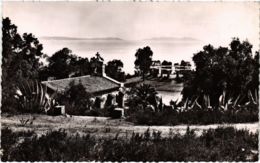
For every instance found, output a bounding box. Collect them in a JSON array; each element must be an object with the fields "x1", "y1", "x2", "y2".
[
  {"x1": 58, "y1": 81, "x2": 92, "y2": 115},
  {"x1": 39, "y1": 48, "x2": 92, "y2": 81},
  {"x1": 127, "y1": 84, "x2": 158, "y2": 109},
  {"x1": 105, "y1": 59, "x2": 125, "y2": 82},
  {"x1": 47, "y1": 48, "x2": 79, "y2": 79},
  {"x1": 72, "y1": 57, "x2": 91, "y2": 77},
  {"x1": 180, "y1": 60, "x2": 191, "y2": 67},
  {"x1": 134, "y1": 46, "x2": 153, "y2": 81},
  {"x1": 2, "y1": 17, "x2": 45, "y2": 112},
  {"x1": 161, "y1": 60, "x2": 172, "y2": 78},
  {"x1": 183, "y1": 38, "x2": 259, "y2": 106},
  {"x1": 90, "y1": 52, "x2": 104, "y2": 76},
  {"x1": 175, "y1": 60, "x2": 191, "y2": 81}
]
